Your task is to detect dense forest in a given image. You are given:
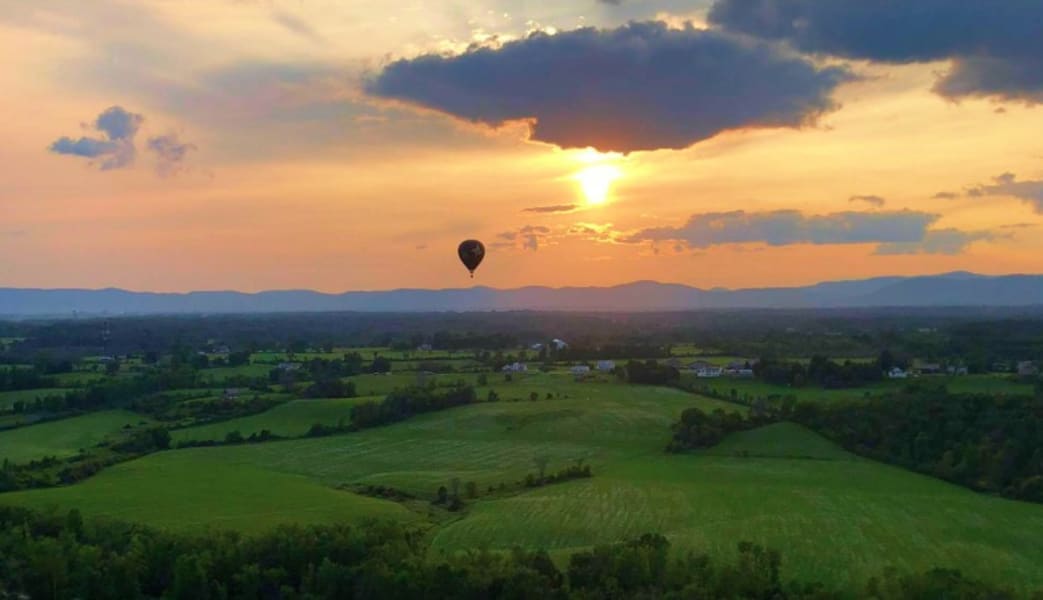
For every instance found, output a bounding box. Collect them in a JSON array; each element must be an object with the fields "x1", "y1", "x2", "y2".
[{"x1": 0, "y1": 506, "x2": 1036, "y2": 600}]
